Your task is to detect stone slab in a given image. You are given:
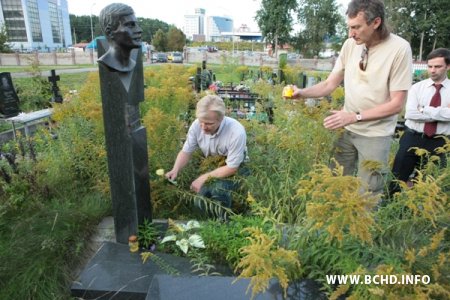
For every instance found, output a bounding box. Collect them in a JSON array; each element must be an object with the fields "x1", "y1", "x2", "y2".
[
  {"x1": 147, "y1": 275, "x2": 326, "y2": 300},
  {"x1": 71, "y1": 242, "x2": 193, "y2": 300}
]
